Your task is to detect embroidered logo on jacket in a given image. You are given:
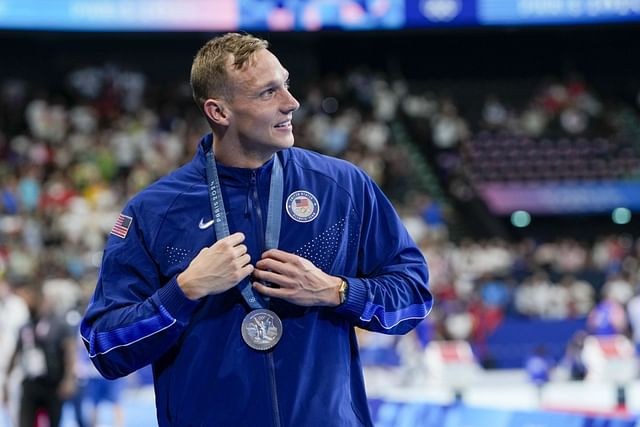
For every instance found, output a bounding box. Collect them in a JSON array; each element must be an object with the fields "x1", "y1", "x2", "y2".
[
  {"x1": 199, "y1": 218, "x2": 215, "y2": 230},
  {"x1": 286, "y1": 191, "x2": 319, "y2": 223},
  {"x1": 110, "y1": 213, "x2": 132, "y2": 239}
]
